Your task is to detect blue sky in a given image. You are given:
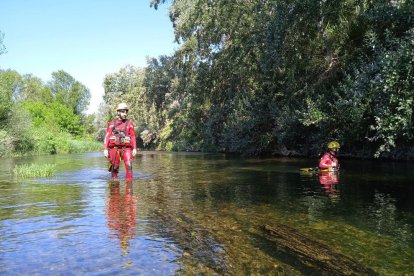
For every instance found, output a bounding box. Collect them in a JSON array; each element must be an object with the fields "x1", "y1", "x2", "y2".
[{"x1": 0, "y1": 0, "x2": 177, "y2": 114}]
